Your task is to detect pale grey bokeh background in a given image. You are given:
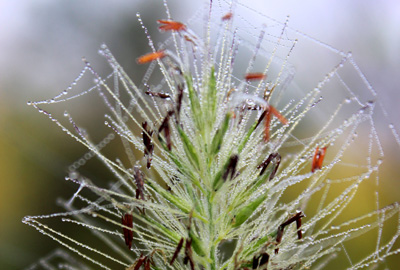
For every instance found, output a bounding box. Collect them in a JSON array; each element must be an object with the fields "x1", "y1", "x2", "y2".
[{"x1": 0, "y1": 0, "x2": 399, "y2": 269}]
